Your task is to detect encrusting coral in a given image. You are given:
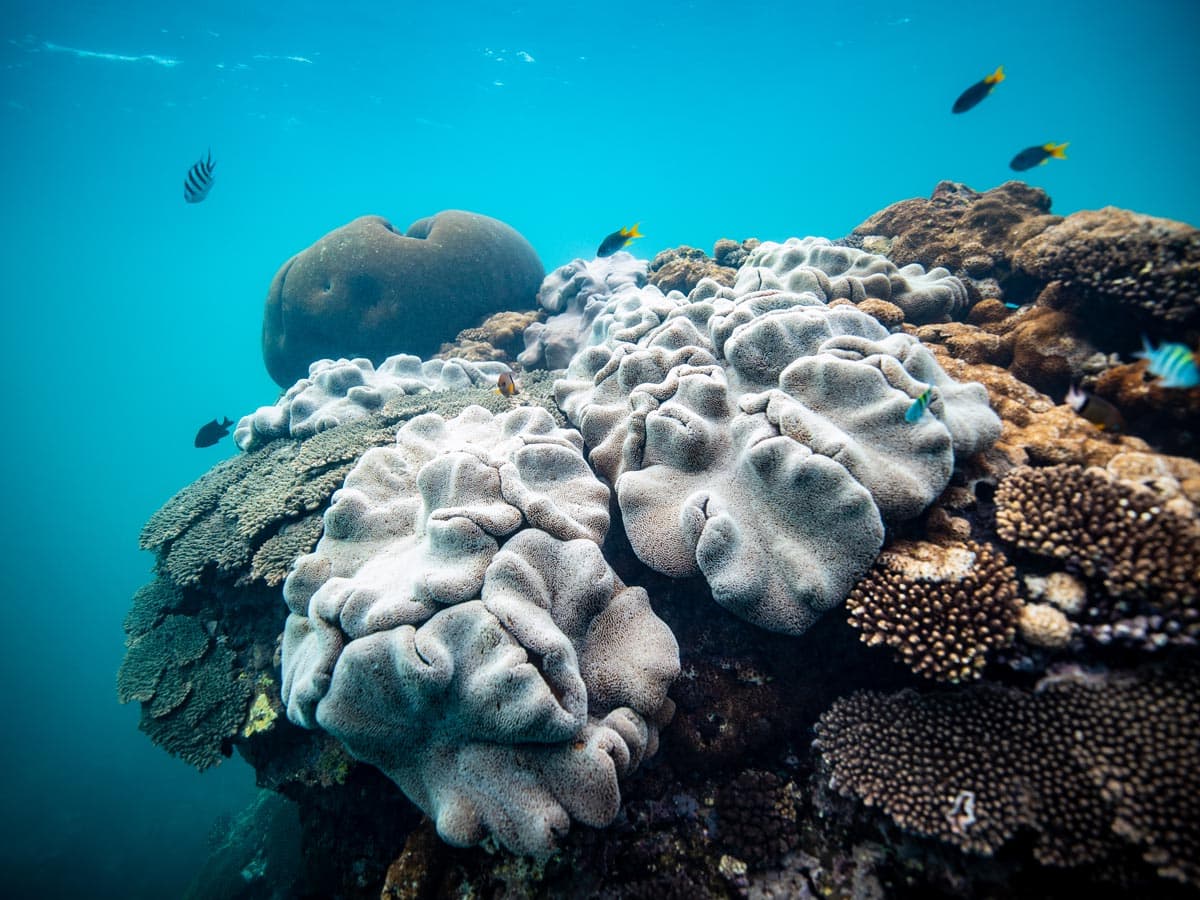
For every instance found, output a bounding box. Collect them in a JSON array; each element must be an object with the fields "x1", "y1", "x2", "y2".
[
  {"x1": 814, "y1": 664, "x2": 1200, "y2": 886},
  {"x1": 846, "y1": 540, "x2": 1020, "y2": 682},
  {"x1": 281, "y1": 405, "x2": 679, "y2": 858},
  {"x1": 648, "y1": 245, "x2": 738, "y2": 295},
  {"x1": 850, "y1": 180, "x2": 1062, "y2": 305}
]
